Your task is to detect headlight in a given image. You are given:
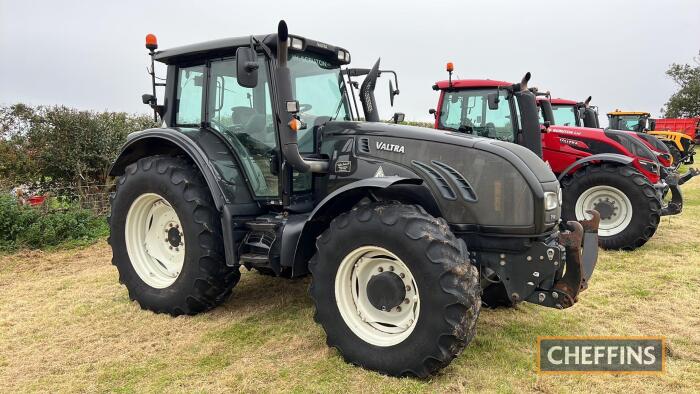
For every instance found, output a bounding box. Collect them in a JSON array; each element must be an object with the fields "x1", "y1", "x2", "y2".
[{"x1": 544, "y1": 191, "x2": 559, "y2": 211}]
